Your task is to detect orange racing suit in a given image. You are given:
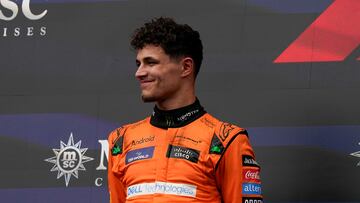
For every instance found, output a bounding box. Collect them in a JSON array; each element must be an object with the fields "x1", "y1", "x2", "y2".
[{"x1": 108, "y1": 99, "x2": 262, "y2": 203}]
